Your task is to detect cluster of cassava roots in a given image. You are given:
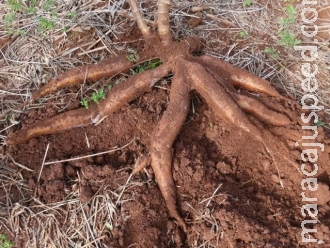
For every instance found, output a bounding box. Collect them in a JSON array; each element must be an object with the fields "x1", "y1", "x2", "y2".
[{"x1": 7, "y1": 0, "x2": 295, "y2": 231}]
